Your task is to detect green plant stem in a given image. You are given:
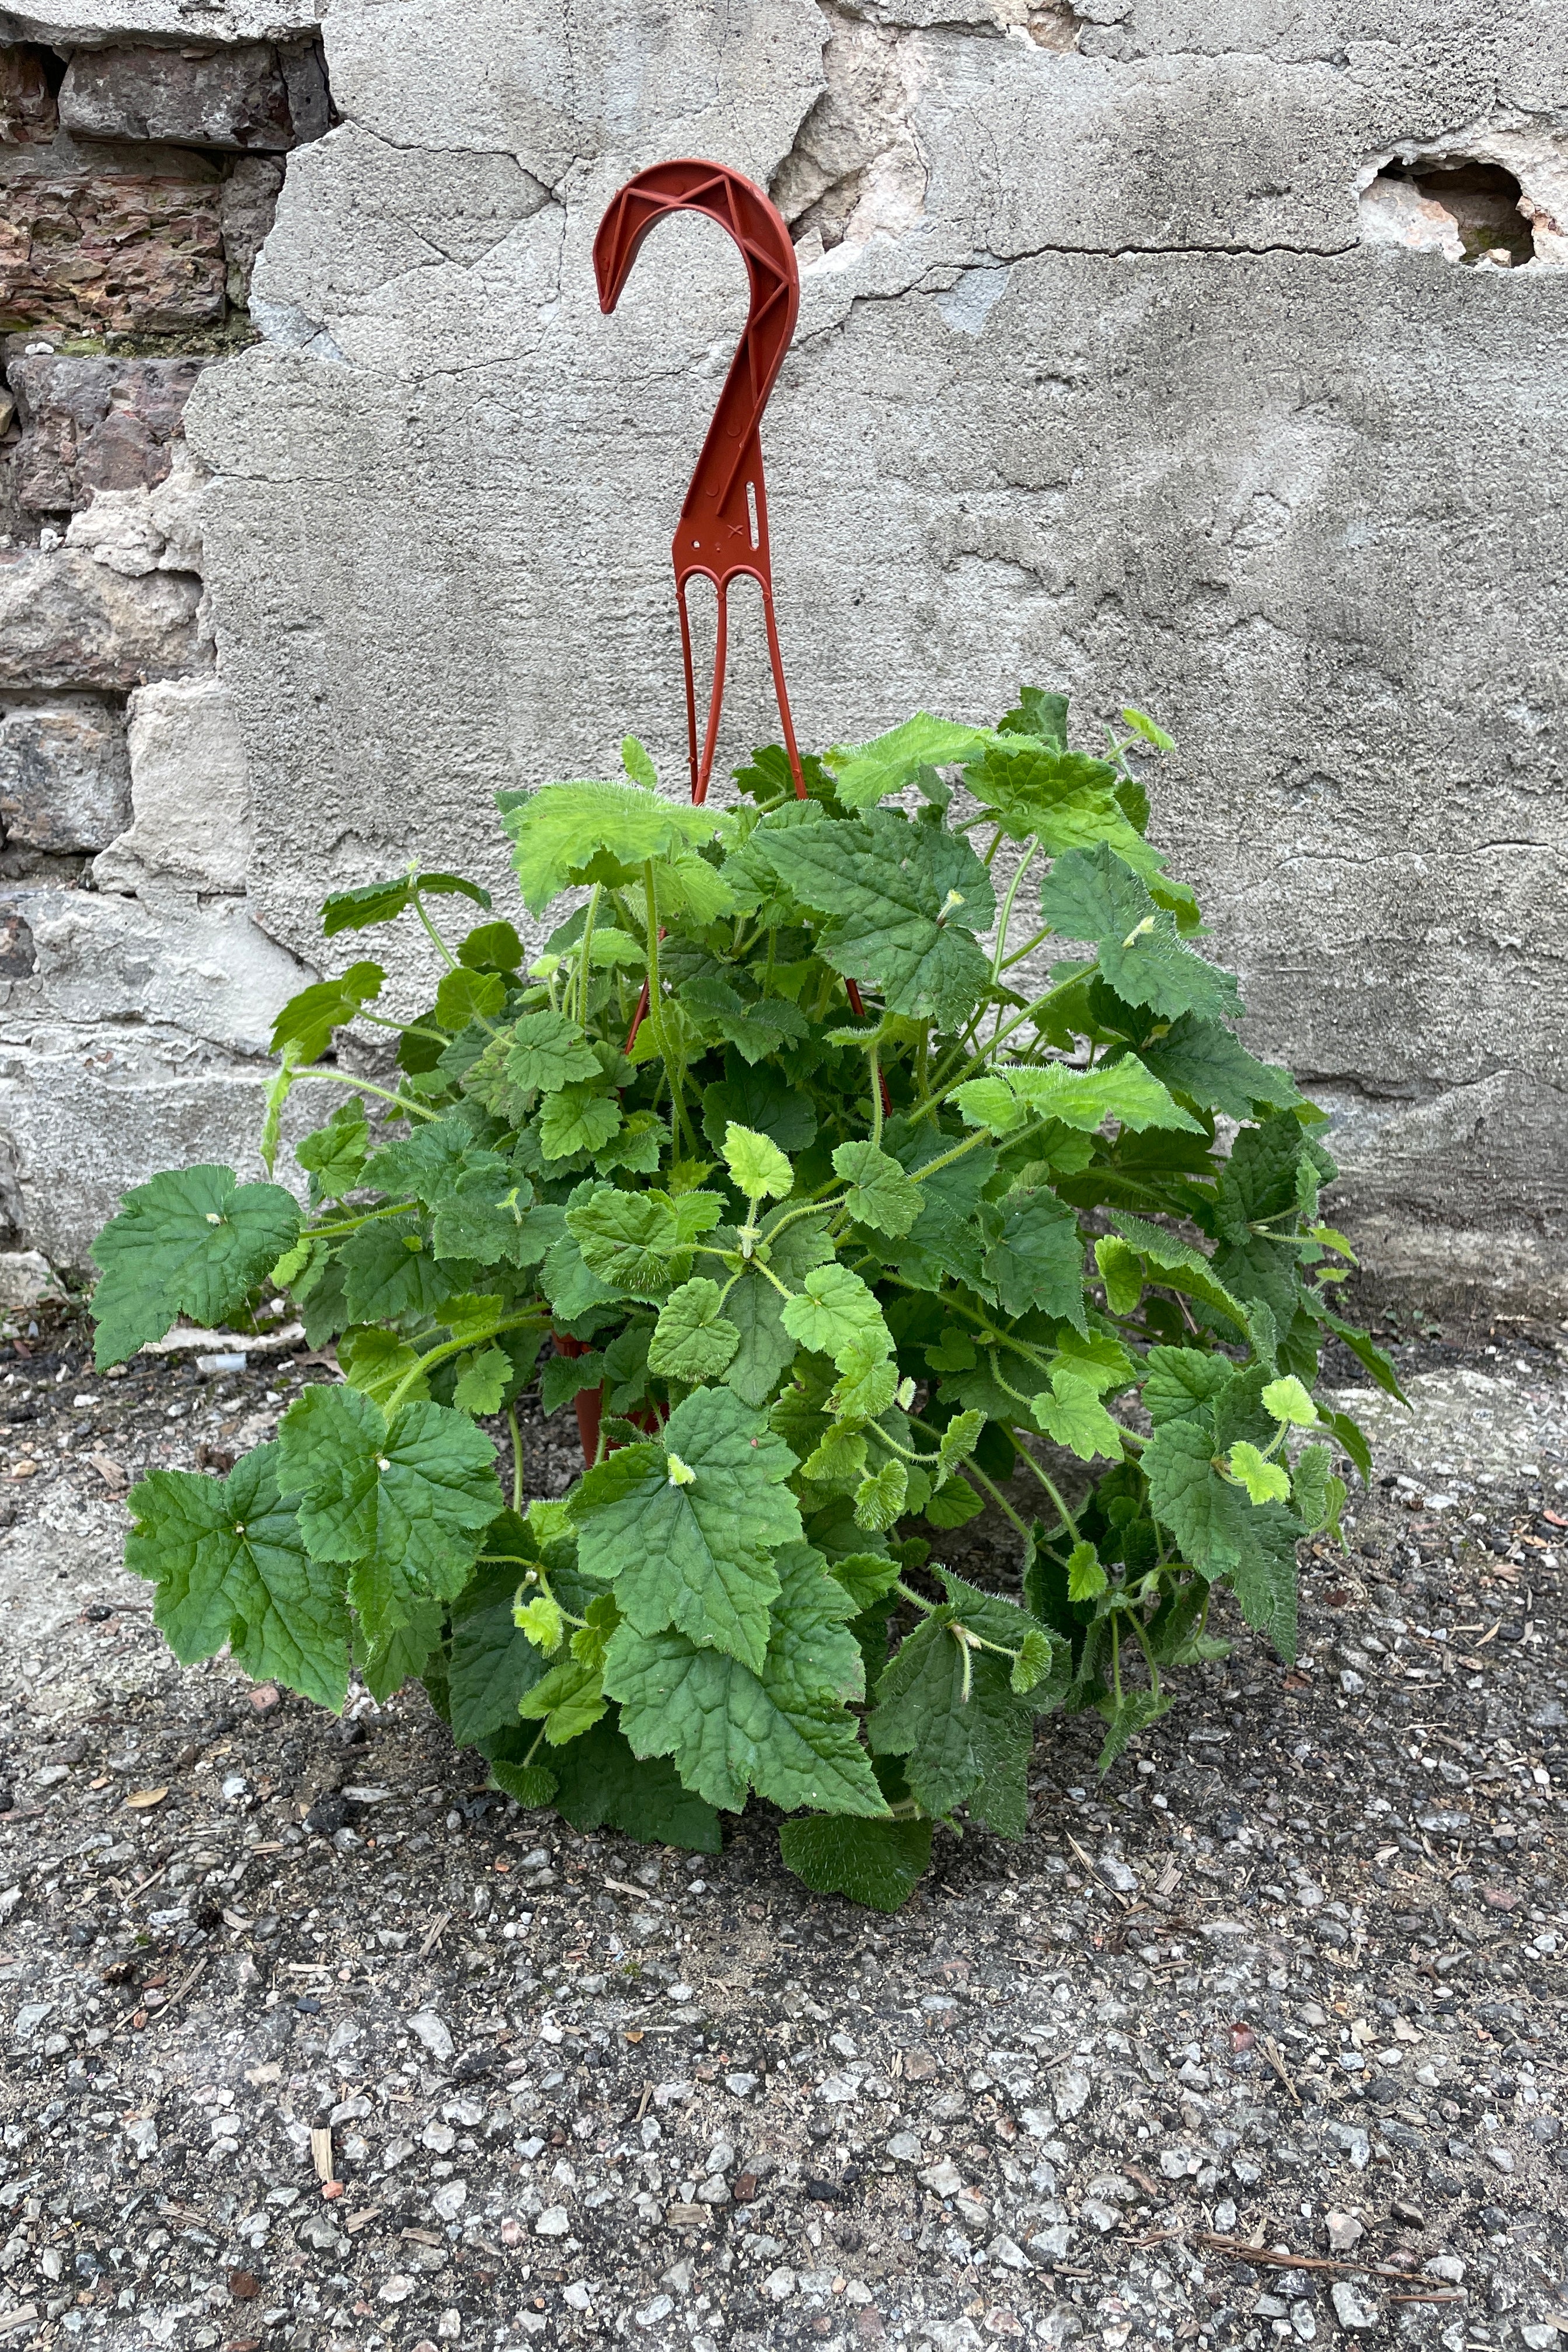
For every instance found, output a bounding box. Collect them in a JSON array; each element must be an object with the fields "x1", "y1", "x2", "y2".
[
  {"x1": 989, "y1": 841, "x2": 1039, "y2": 982},
  {"x1": 303, "y1": 1201, "x2": 419, "y2": 1242},
  {"x1": 893, "y1": 1578, "x2": 937, "y2": 1615},
  {"x1": 577, "y1": 884, "x2": 601, "y2": 1027},
  {"x1": 642, "y1": 862, "x2": 696, "y2": 1158},
  {"x1": 358, "y1": 1013, "x2": 452, "y2": 1047},
  {"x1": 869, "y1": 1044, "x2": 883, "y2": 1148},
  {"x1": 1126, "y1": 1607, "x2": 1163, "y2": 1703},
  {"x1": 413, "y1": 887, "x2": 460, "y2": 973},
  {"x1": 915, "y1": 962, "x2": 1100, "y2": 1121},
  {"x1": 291, "y1": 1068, "x2": 440, "y2": 1122},
  {"x1": 508, "y1": 1406, "x2": 524, "y2": 1513},
  {"x1": 386, "y1": 1312, "x2": 550, "y2": 1414},
  {"x1": 928, "y1": 1440, "x2": 1030, "y2": 1541},
  {"x1": 1008, "y1": 1445, "x2": 1081, "y2": 1544}
]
